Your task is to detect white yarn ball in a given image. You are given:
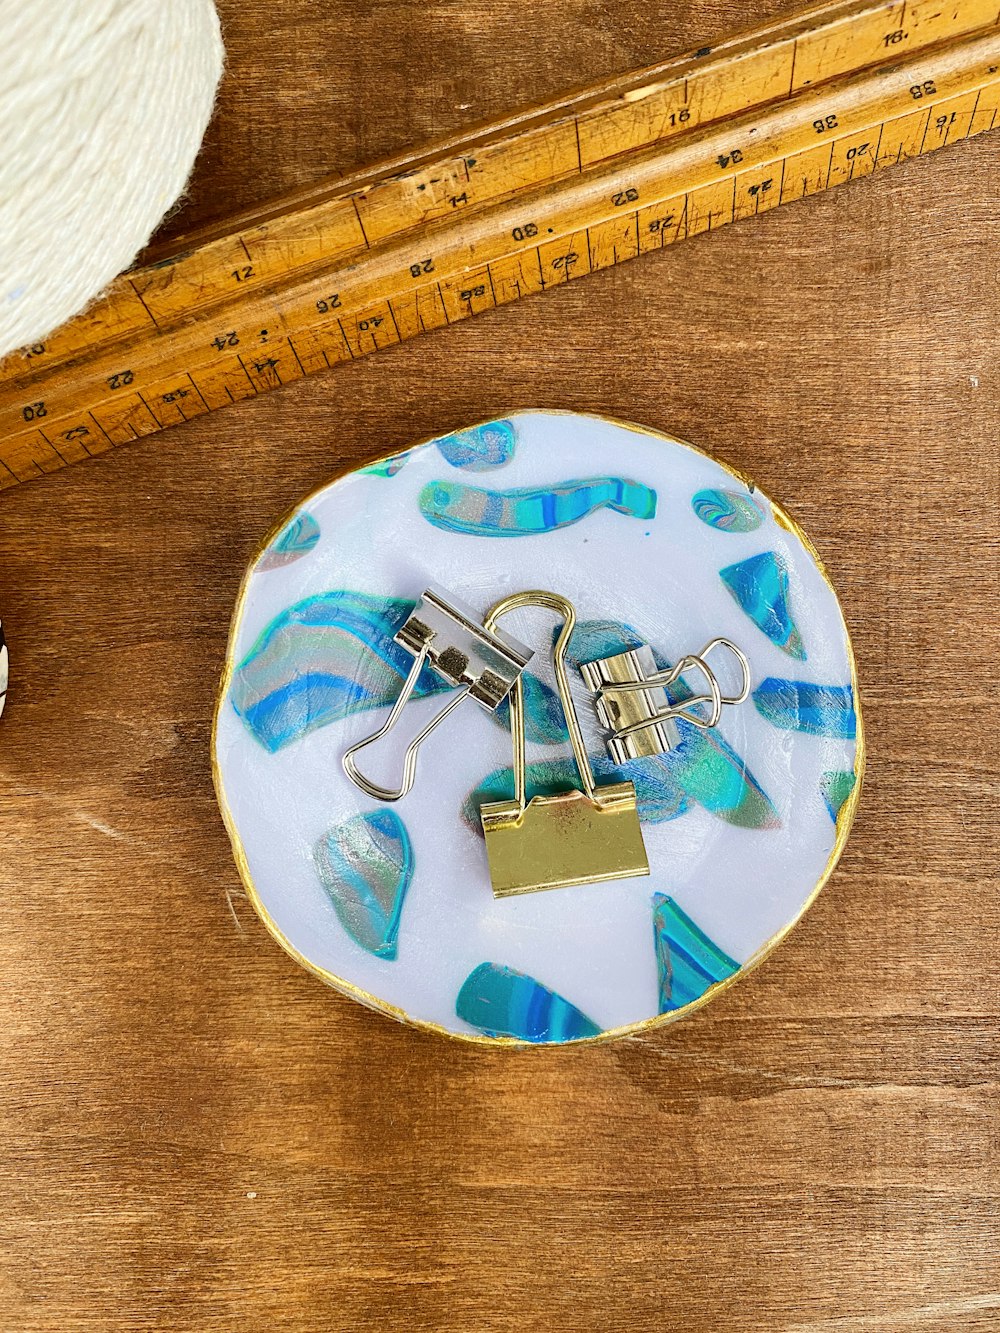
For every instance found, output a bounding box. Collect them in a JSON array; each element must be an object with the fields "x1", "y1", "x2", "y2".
[{"x1": 0, "y1": 0, "x2": 224, "y2": 358}]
